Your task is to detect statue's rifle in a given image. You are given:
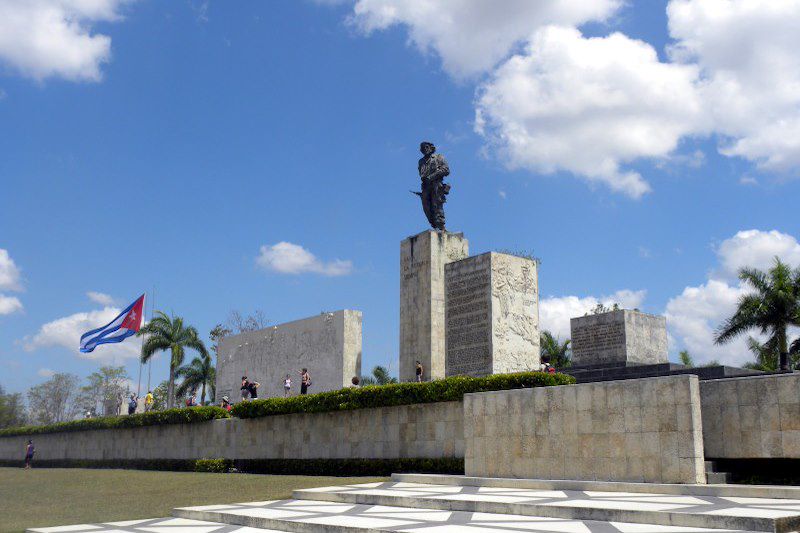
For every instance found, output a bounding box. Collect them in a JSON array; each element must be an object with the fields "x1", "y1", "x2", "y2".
[{"x1": 409, "y1": 190, "x2": 422, "y2": 197}]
